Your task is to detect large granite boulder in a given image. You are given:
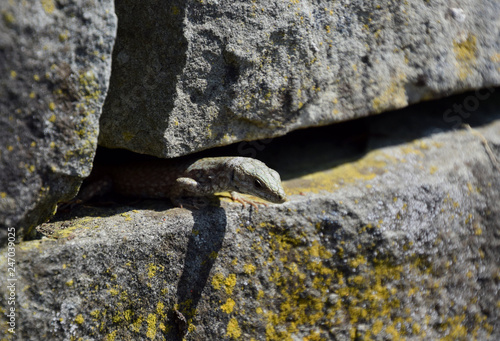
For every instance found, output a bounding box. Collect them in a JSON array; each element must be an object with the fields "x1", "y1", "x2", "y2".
[
  {"x1": 0, "y1": 0, "x2": 117, "y2": 240},
  {"x1": 2, "y1": 91, "x2": 499, "y2": 340},
  {"x1": 100, "y1": 0, "x2": 500, "y2": 157}
]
